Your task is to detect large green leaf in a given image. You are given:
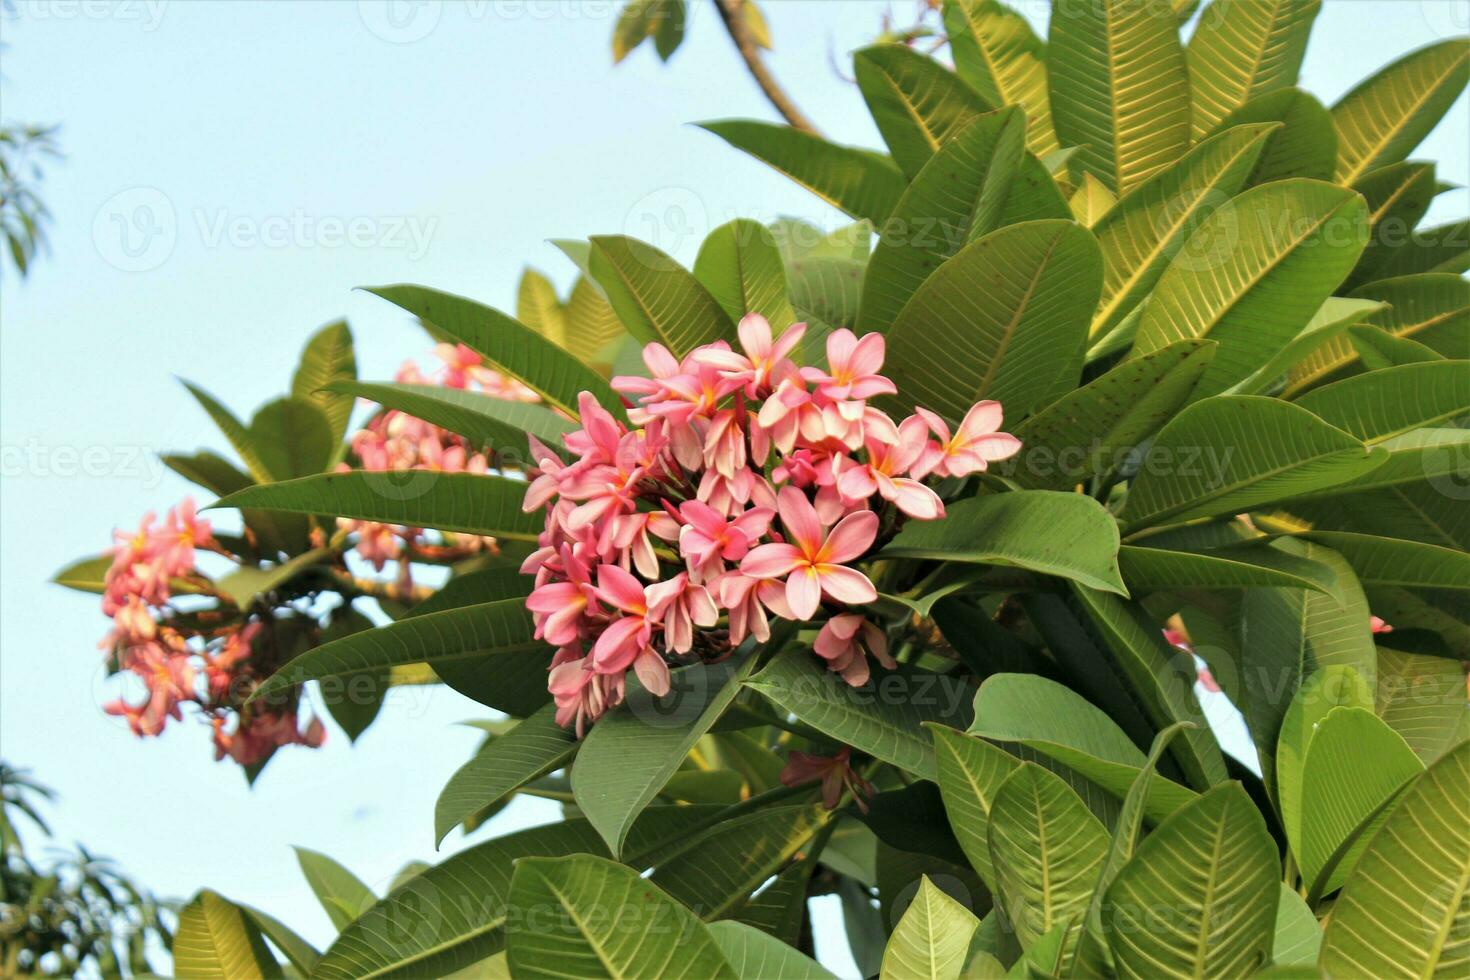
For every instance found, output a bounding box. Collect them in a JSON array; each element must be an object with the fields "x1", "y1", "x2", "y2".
[
  {"x1": 787, "y1": 255, "x2": 863, "y2": 357},
  {"x1": 1331, "y1": 38, "x2": 1470, "y2": 182},
  {"x1": 1292, "y1": 361, "x2": 1470, "y2": 444},
  {"x1": 1089, "y1": 124, "x2": 1277, "y2": 337},
  {"x1": 967, "y1": 674, "x2": 1196, "y2": 825},
  {"x1": 1227, "y1": 296, "x2": 1386, "y2": 395},
  {"x1": 1377, "y1": 644, "x2": 1470, "y2": 763},
  {"x1": 214, "y1": 471, "x2": 542, "y2": 541},
  {"x1": 707, "y1": 921, "x2": 834, "y2": 980},
  {"x1": 364, "y1": 284, "x2": 623, "y2": 420},
  {"x1": 311, "y1": 807, "x2": 710, "y2": 979},
  {"x1": 1317, "y1": 427, "x2": 1470, "y2": 496},
  {"x1": 1320, "y1": 741, "x2": 1470, "y2": 979},
  {"x1": 1374, "y1": 217, "x2": 1470, "y2": 281},
  {"x1": 1206, "y1": 87, "x2": 1338, "y2": 184},
  {"x1": 882, "y1": 219, "x2": 1103, "y2": 421},
  {"x1": 249, "y1": 397, "x2": 335, "y2": 481},
  {"x1": 883, "y1": 491, "x2": 1124, "y2": 594},
  {"x1": 505, "y1": 855, "x2": 736, "y2": 979},
  {"x1": 942, "y1": 0, "x2": 1057, "y2": 155},
  {"x1": 1348, "y1": 161, "x2": 1439, "y2": 287},
  {"x1": 327, "y1": 381, "x2": 575, "y2": 457},
  {"x1": 879, "y1": 875, "x2": 980, "y2": 980},
  {"x1": 573, "y1": 656, "x2": 756, "y2": 858},
  {"x1": 1071, "y1": 586, "x2": 1229, "y2": 790},
  {"x1": 434, "y1": 702, "x2": 578, "y2": 845},
  {"x1": 1186, "y1": 0, "x2": 1320, "y2": 139},
  {"x1": 1006, "y1": 340, "x2": 1214, "y2": 491},
  {"x1": 250, "y1": 599, "x2": 541, "y2": 702},
  {"x1": 291, "y1": 319, "x2": 357, "y2": 443},
  {"x1": 1303, "y1": 530, "x2": 1470, "y2": 591},
  {"x1": 746, "y1": 652, "x2": 973, "y2": 780},
  {"x1": 1130, "y1": 180, "x2": 1370, "y2": 397},
  {"x1": 697, "y1": 120, "x2": 907, "y2": 225},
  {"x1": 516, "y1": 267, "x2": 567, "y2": 346},
  {"x1": 1118, "y1": 541, "x2": 1339, "y2": 596},
  {"x1": 587, "y1": 235, "x2": 735, "y2": 358},
  {"x1": 1103, "y1": 784, "x2": 1279, "y2": 979},
  {"x1": 174, "y1": 890, "x2": 283, "y2": 980},
  {"x1": 928, "y1": 724, "x2": 1022, "y2": 888},
  {"x1": 987, "y1": 763, "x2": 1108, "y2": 947},
  {"x1": 1048, "y1": 0, "x2": 1191, "y2": 194},
  {"x1": 1119, "y1": 396, "x2": 1384, "y2": 531},
  {"x1": 294, "y1": 847, "x2": 376, "y2": 931},
  {"x1": 853, "y1": 44, "x2": 991, "y2": 180},
  {"x1": 1296, "y1": 706, "x2": 1424, "y2": 899},
  {"x1": 1248, "y1": 554, "x2": 1378, "y2": 802},
  {"x1": 856, "y1": 107, "x2": 1027, "y2": 334},
  {"x1": 693, "y1": 219, "x2": 795, "y2": 328}
]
